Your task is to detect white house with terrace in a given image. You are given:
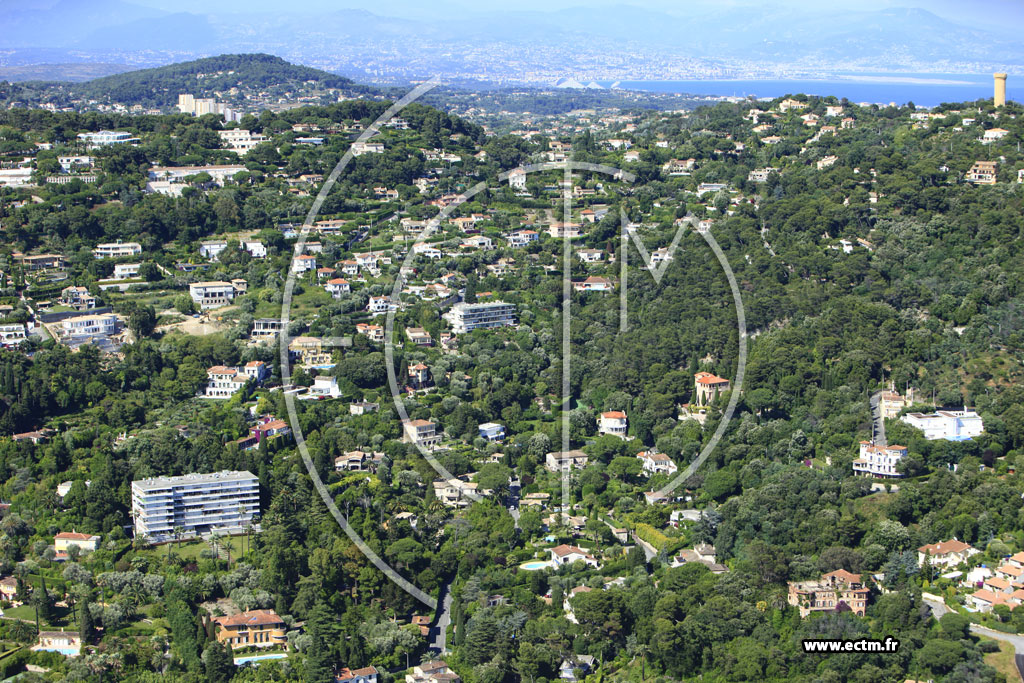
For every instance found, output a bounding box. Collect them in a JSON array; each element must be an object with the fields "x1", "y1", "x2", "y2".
[
  {"x1": 598, "y1": 411, "x2": 628, "y2": 438},
  {"x1": 637, "y1": 451, "x2": 678, "y2": 476}
]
